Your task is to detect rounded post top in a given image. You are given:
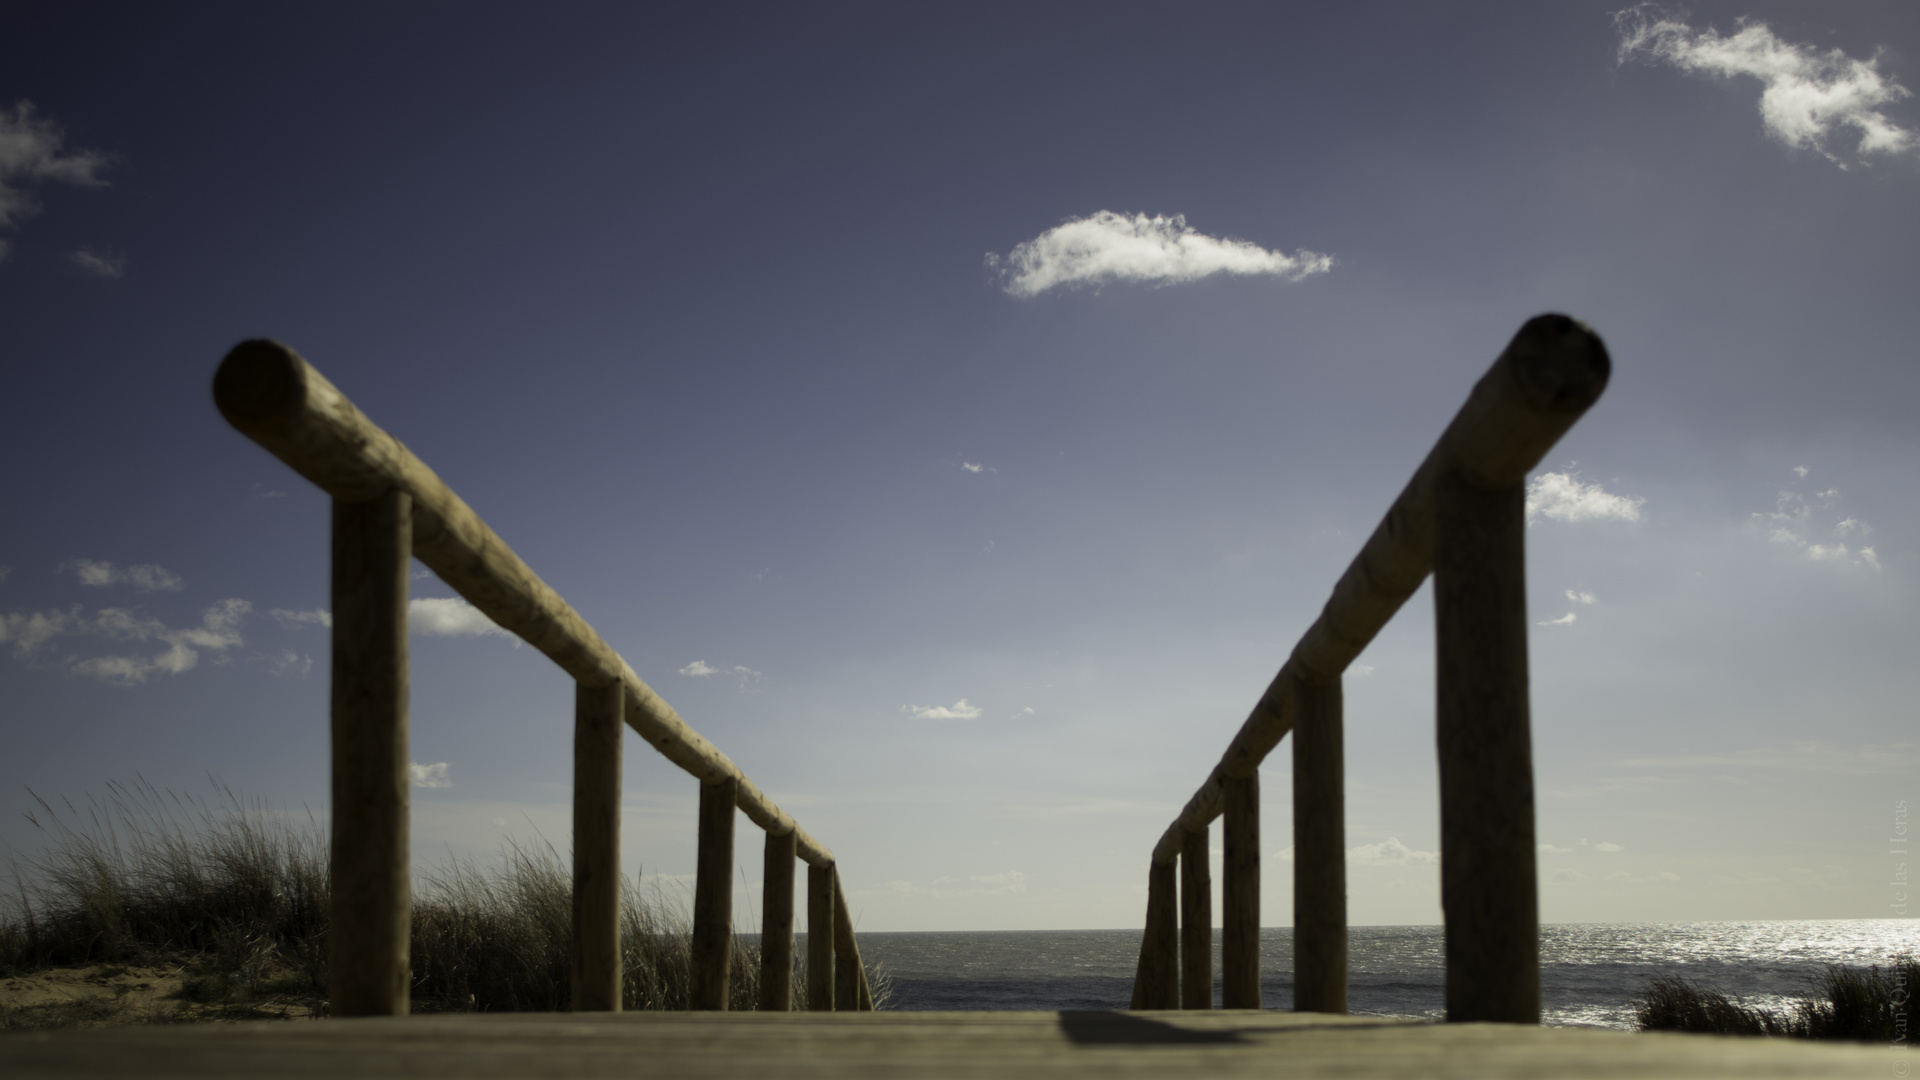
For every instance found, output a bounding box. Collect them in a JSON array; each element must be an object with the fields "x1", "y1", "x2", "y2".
[
  {"x1": 213, "y1": 339, "x2": 309, "y2": 429},
  {"x1": 1505, "y1": 314, "x2": 1610, "y2": 415}
]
